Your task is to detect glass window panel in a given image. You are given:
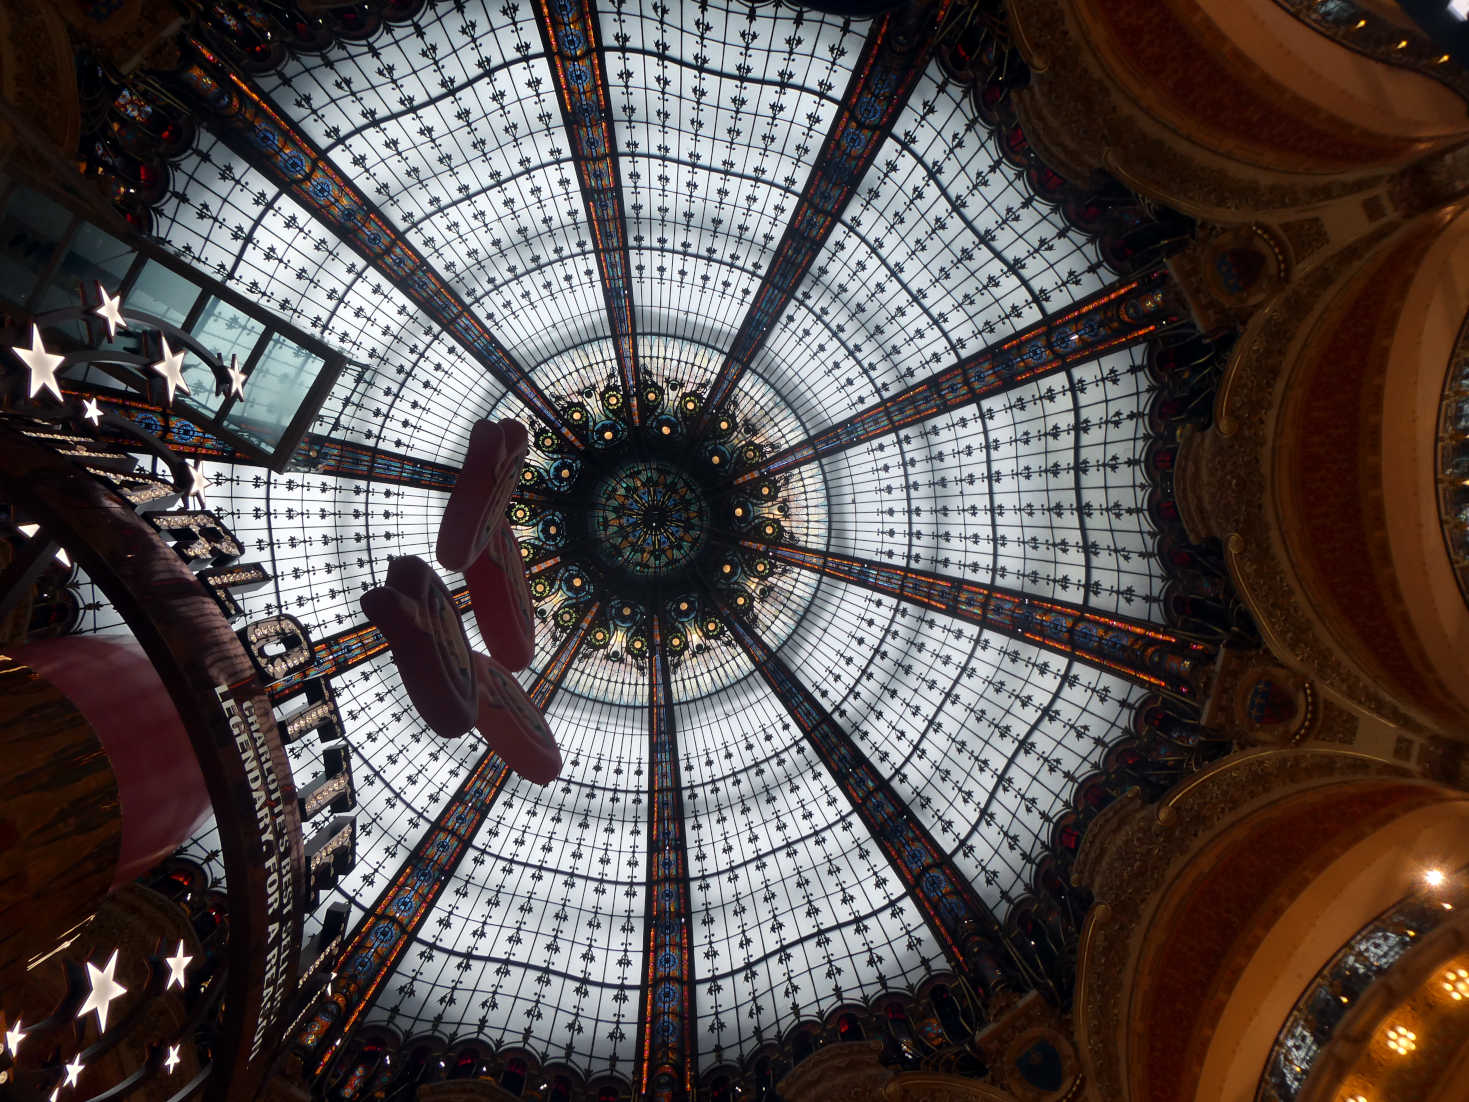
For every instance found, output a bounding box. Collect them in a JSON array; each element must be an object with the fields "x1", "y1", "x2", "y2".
[
  {"x1": 180, "y1": 296, "x2": 267, "y2": 417},
  {"x1": 38, "y1": 222, "x2": 136, "y2": 314},
  {"x1": 223, "y1": 332, "x2": 325, "y2": 450},
  {"x1": 126, "y1": 259, "x2": 201, "y2": 327},
  {"x1": 0, "y1": 186, "x2": 71, "y2": 307}
]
